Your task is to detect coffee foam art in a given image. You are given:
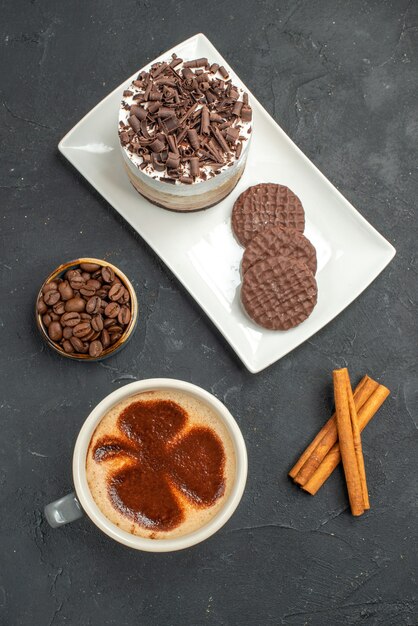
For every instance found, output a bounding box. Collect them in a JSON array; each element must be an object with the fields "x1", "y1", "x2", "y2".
[{"x1": 86, "y1": 389, "x2": 236, "y2": 539}]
